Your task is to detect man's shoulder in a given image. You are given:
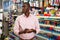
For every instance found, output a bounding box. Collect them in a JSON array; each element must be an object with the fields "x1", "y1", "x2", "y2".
[
  {"x1": 18, "y1": 15, "x2": 23, "y2": 17},
  {"x1": 16, "y1": 15, "x2": 23, "y2": 19},
  {"x1": 31, "y1": 14, "x2": 37, "y2": 18}
]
